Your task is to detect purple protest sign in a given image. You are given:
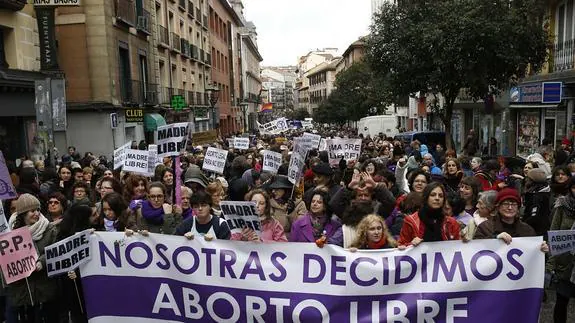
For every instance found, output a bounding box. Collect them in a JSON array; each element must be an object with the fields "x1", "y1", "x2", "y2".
[
  {"x1": 0, "y1": 151, "x2": 17, "y2": 200},
  {"x1": 174, "y1": 156, "x2": 182, "y2": 205},
  {"x1": 80, "y1": 234, "x2": 545, "y2": 323}
]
